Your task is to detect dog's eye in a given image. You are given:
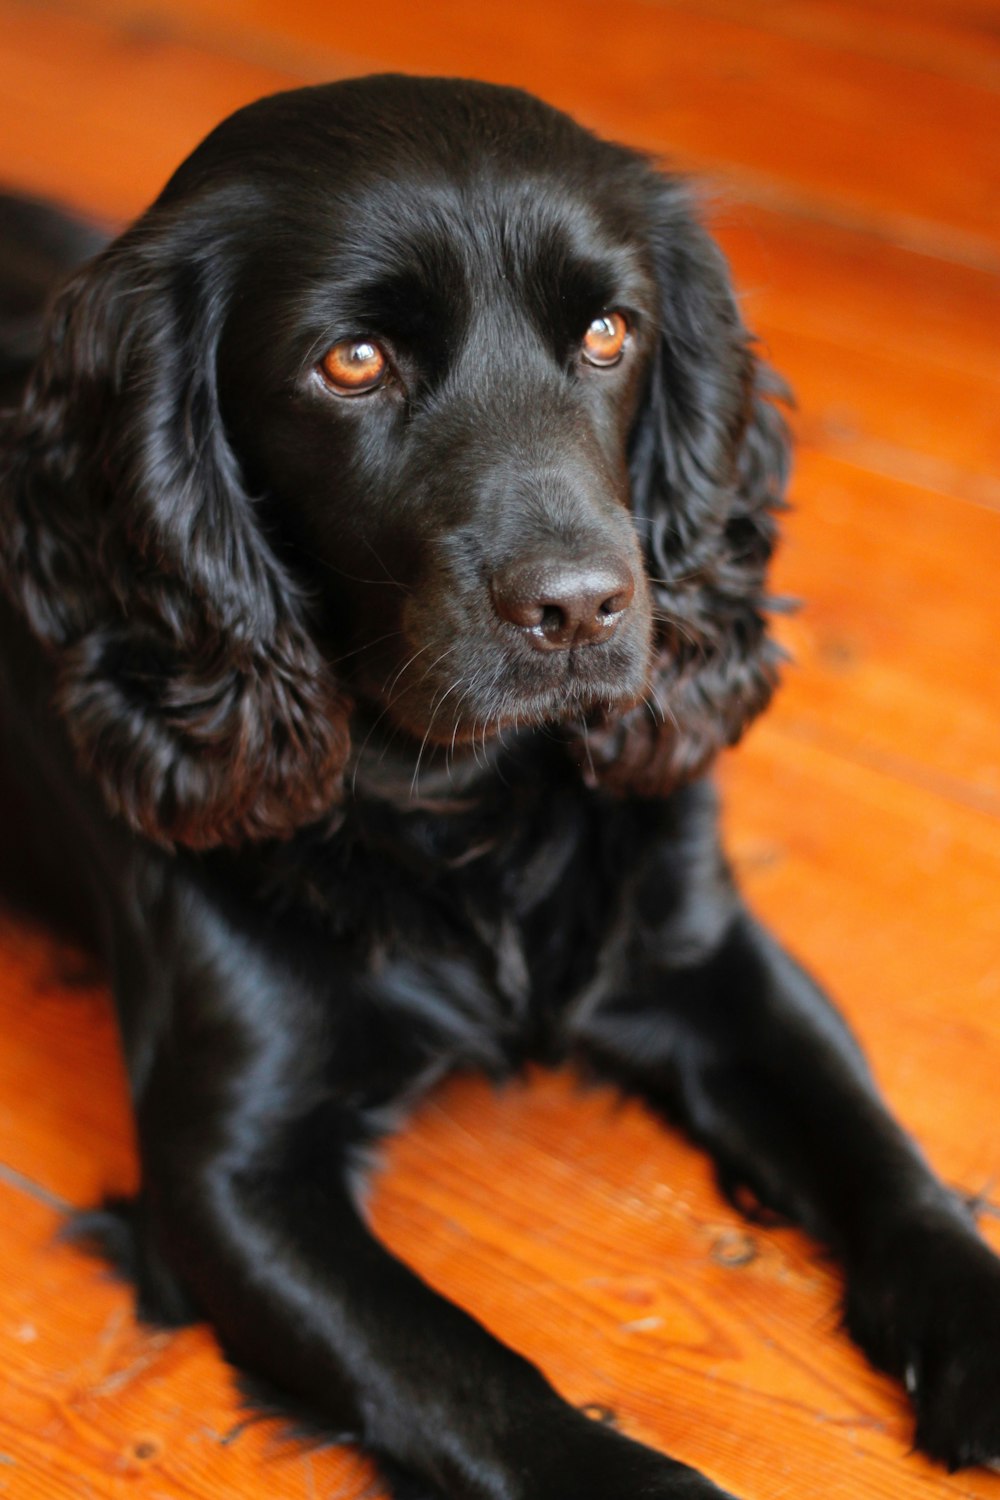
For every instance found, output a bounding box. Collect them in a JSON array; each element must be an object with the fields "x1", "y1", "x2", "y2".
[
  {"x1": 319, "y1": 339, "x2": 389, "y2": 395},
  {"x1": 581, "y1": 312, "x2": 628, "y2": 368}
]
